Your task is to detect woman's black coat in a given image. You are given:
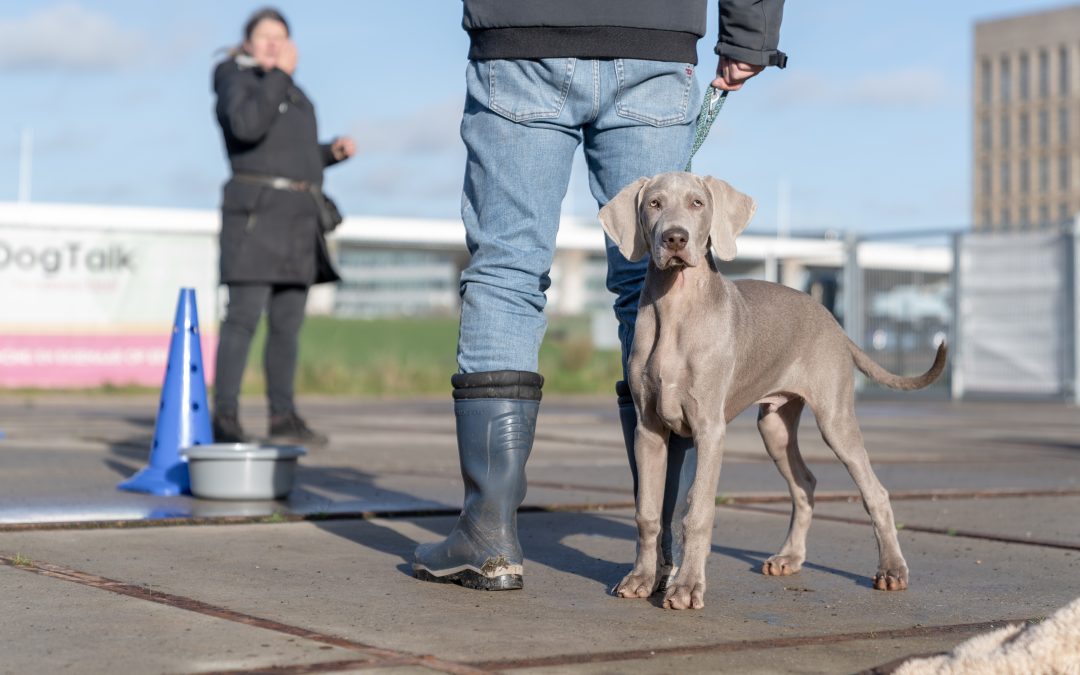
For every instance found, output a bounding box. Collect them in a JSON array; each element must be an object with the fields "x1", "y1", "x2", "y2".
[{"x1": 213, "y1": 57, "x2": 342, "y2": 285}]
